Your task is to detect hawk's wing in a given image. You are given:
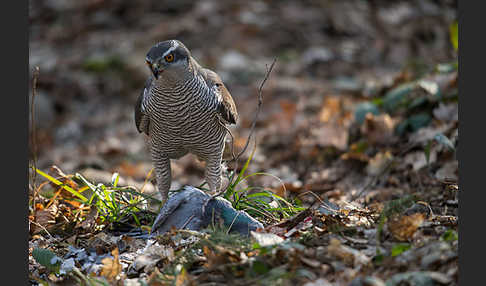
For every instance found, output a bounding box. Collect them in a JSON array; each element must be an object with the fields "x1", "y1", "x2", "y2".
[
  {"x1": 200, "y1": 68, "x2": 238, "y2": 124},
  {"x1": 135, "y1": 77, "x2": 152, "y2": 135}
]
